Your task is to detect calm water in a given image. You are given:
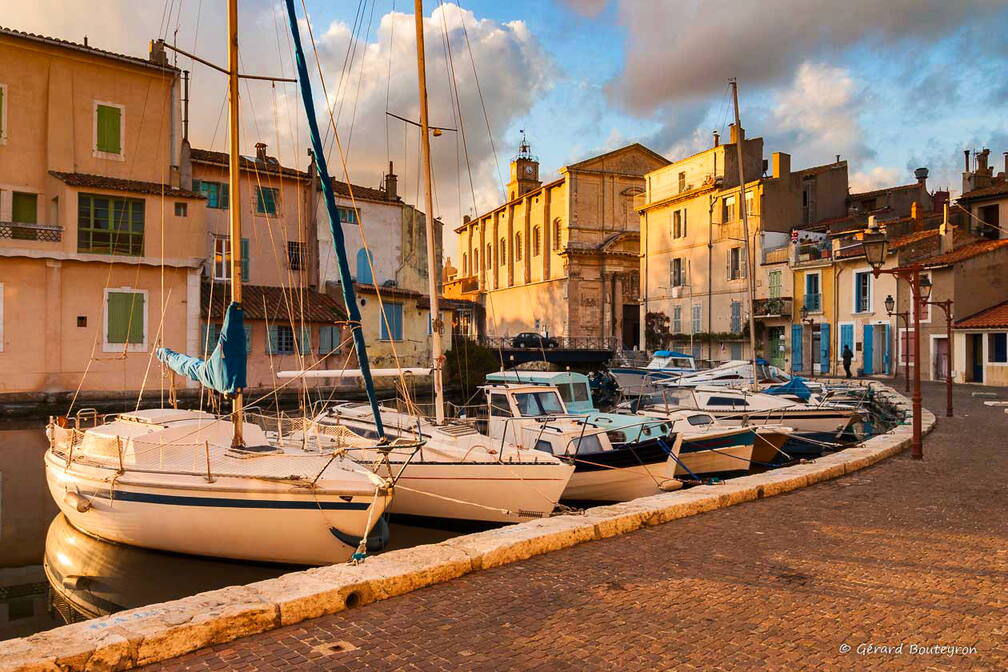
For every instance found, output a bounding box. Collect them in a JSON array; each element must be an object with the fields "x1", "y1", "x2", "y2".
[{"x1": 0, "y1": 422, "x2": 460, "y2": 641}]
